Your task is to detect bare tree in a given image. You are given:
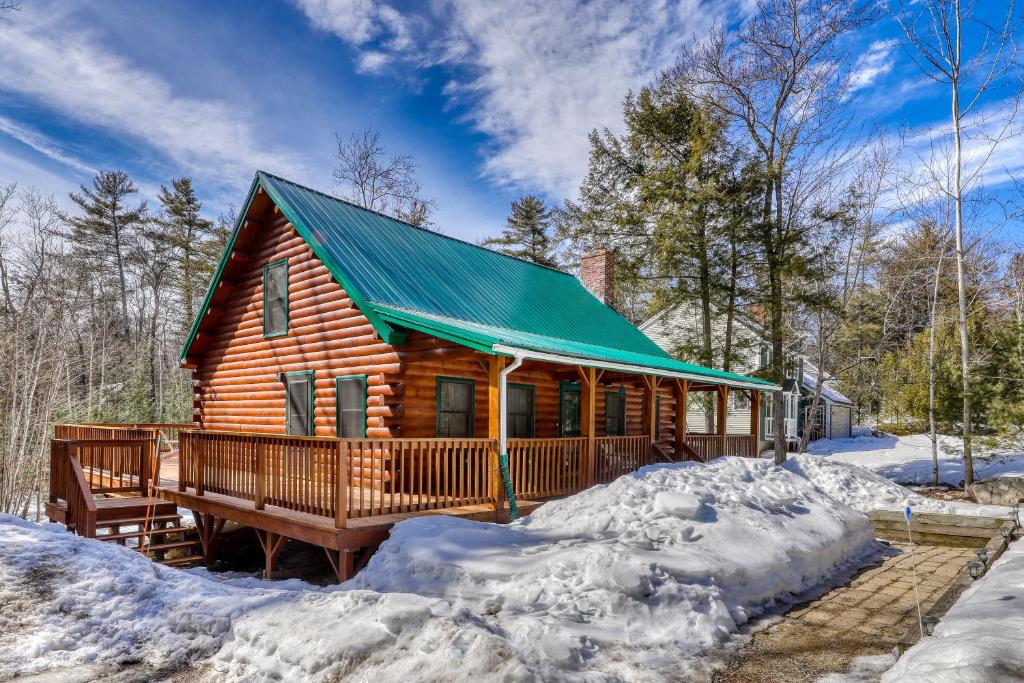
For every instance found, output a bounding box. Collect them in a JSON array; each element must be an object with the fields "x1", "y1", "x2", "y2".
[
  {"x1": 677, "y1": 0, "x2": 875, "y2": 463},
  {"x1": 889, "y1": 0, "x2": 1020, "y2": 486},
  {"x1": 333, "y1": 128, "x2": 437, "y2": 228},
  {"x1": 0, "y1": 1, "x2": 20, "y2": 20}
]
